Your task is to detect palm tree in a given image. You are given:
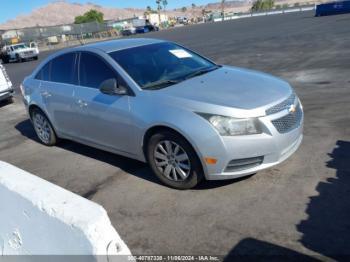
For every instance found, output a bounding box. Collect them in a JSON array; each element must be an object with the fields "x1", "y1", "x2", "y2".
[
  {"x1": 145, "y1": 5, "x2": 152, "y2": 16},
  {"x1": 162, "y1": 0, "x2": 168, "y2": 15},
  {"x1": 191, "y1": 3, "x2": 196, "y2": 20}
]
